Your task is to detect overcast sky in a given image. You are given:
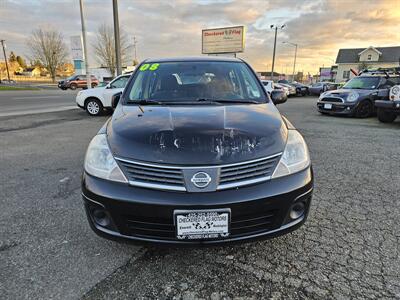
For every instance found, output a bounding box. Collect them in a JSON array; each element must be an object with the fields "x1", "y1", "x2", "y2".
[{"x1": 1, "y1": 0, "x2": 399, "y2": 74}]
